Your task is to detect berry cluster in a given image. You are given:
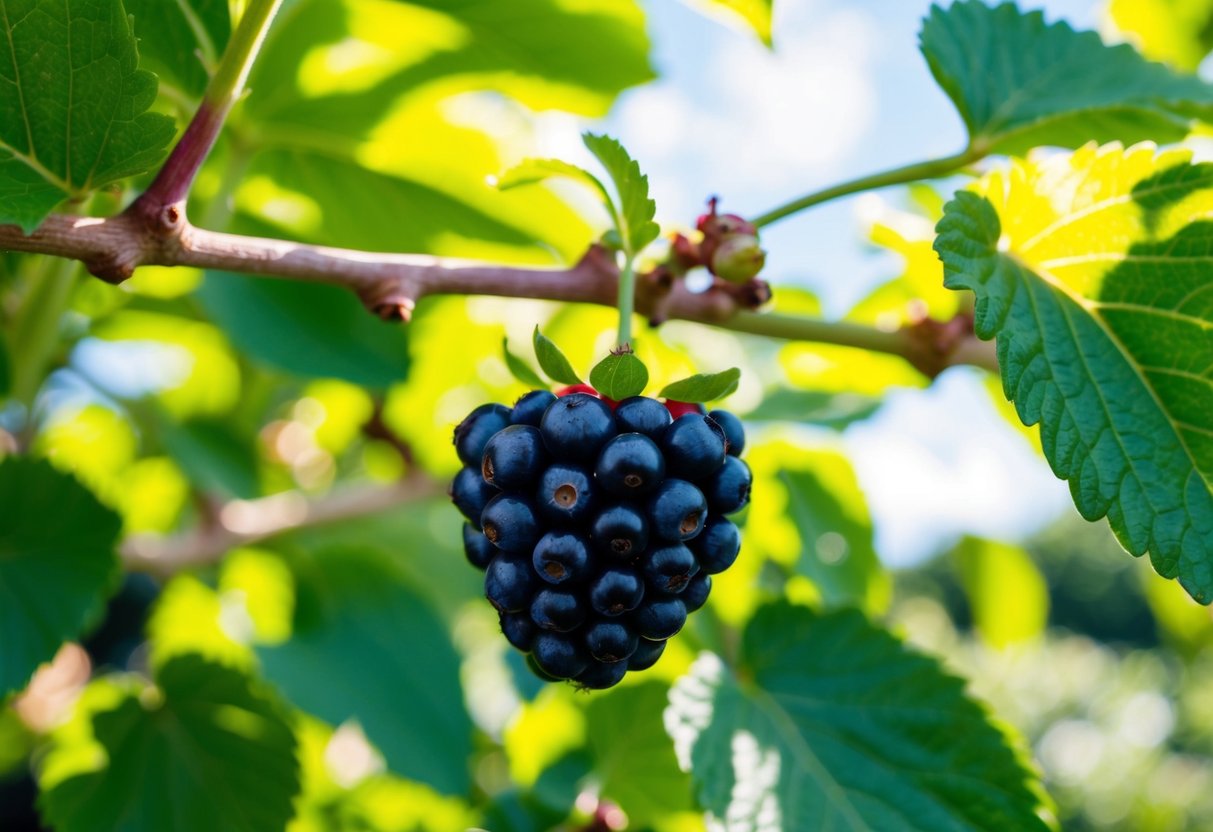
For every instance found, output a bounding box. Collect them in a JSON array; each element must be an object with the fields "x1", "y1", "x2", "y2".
[
  {"x1": 669, "y1": 198, "x2": 765, "y2": 284},
  {"x1": 451, "y1": 389, "x2": 750, "y2": 689}
]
